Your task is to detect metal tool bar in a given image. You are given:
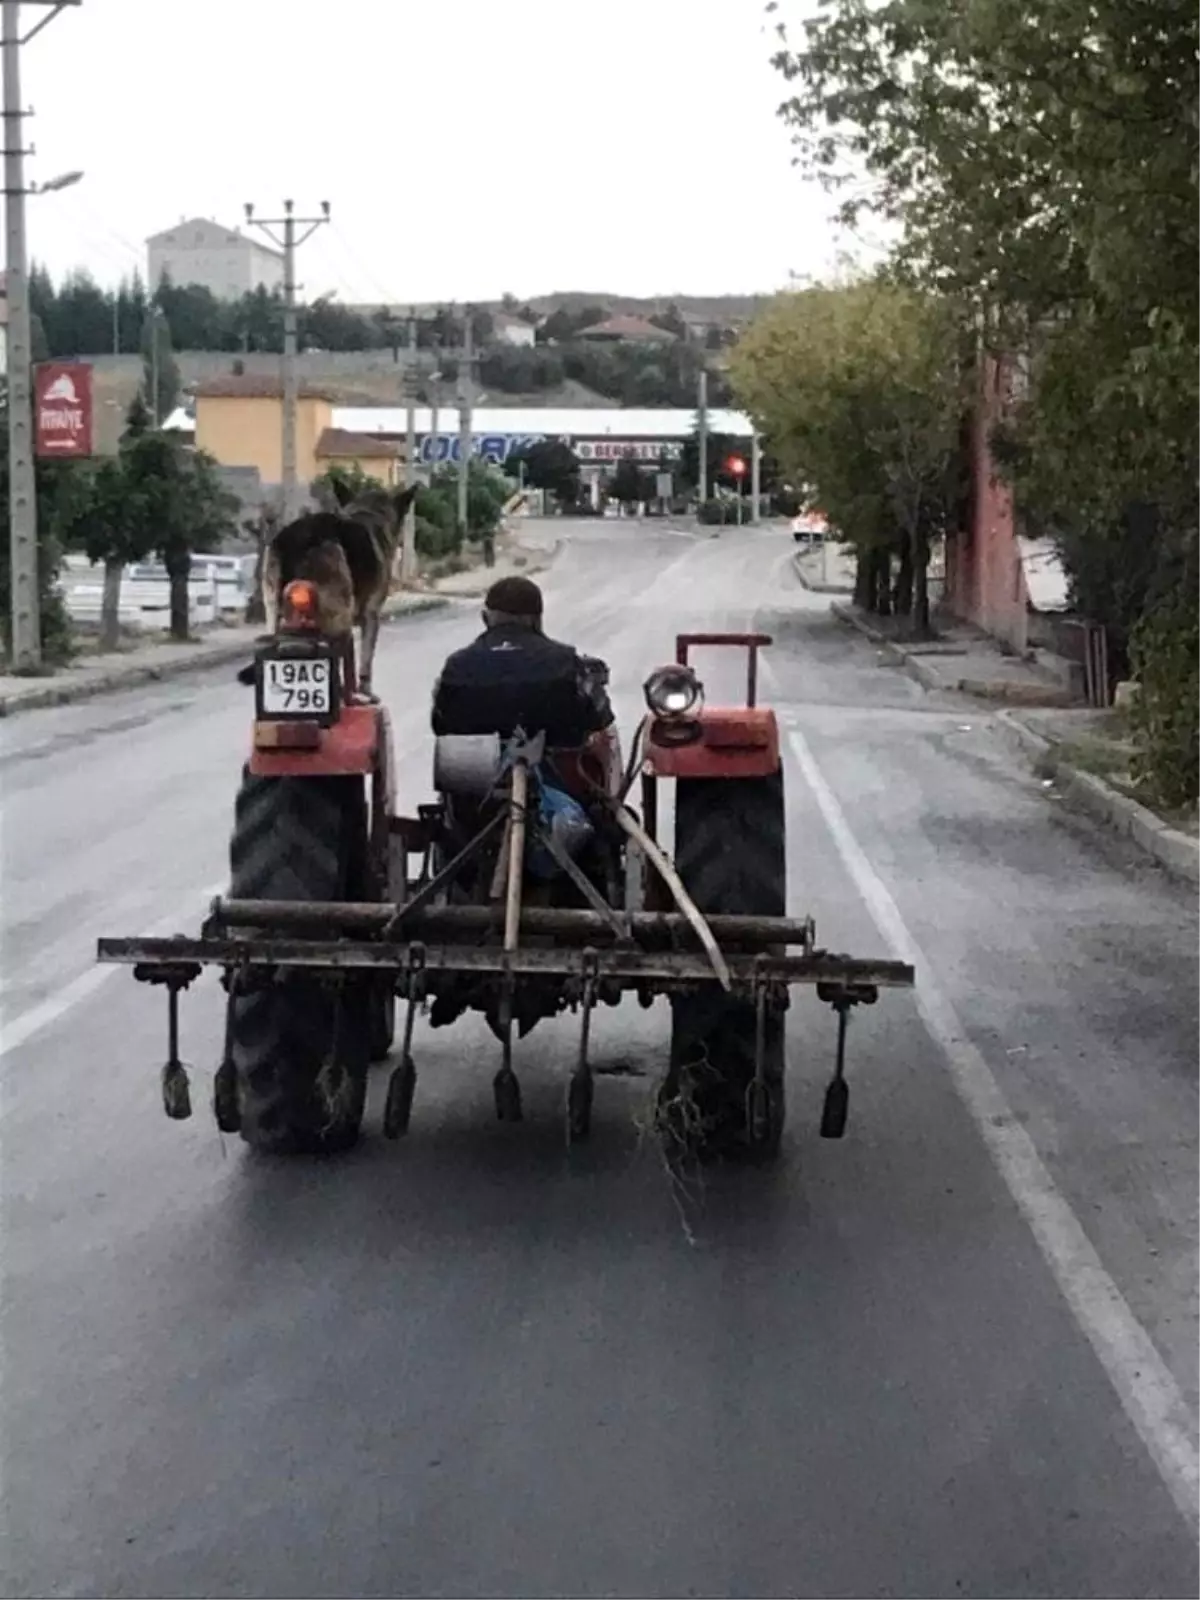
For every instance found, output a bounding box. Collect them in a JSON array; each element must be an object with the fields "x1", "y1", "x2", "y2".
[
  {"x1": 207, "y1": 899, "x2": 819, "y2": 948},
  {"x1": 98, "y1": 936, "x2": 914, "y2": 989}
]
